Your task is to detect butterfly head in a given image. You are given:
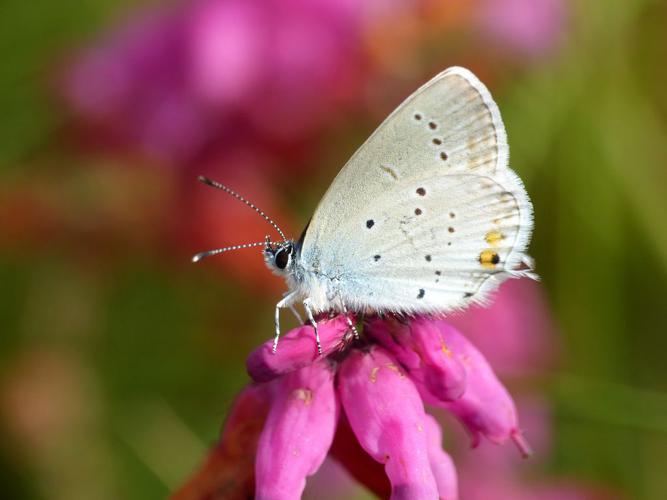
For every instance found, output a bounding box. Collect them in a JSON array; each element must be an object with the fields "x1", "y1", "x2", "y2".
[
  {"x1": 191, "y1": 176, "x2": 297, "y2": 269},
  {"x1": 264, "y1": 237, "x2": 297, "y2": 275}
]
